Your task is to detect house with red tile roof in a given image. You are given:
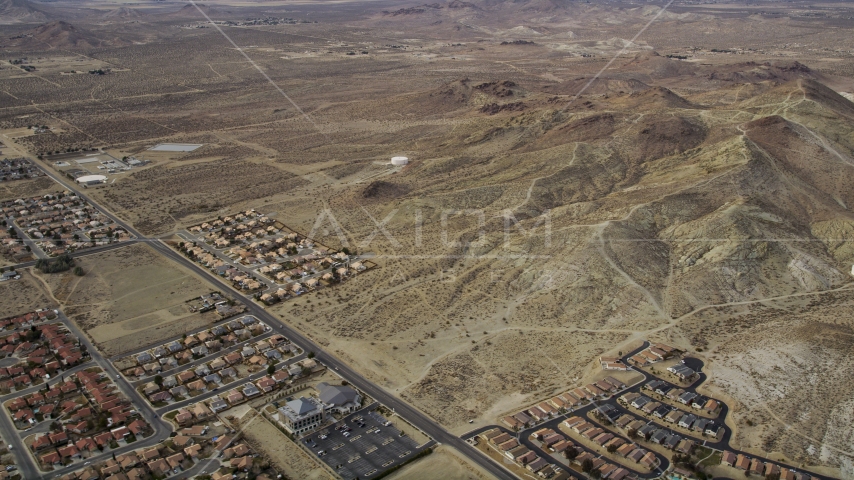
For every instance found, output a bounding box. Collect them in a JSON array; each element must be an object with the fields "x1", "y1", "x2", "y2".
[
  {"x1": 31, "y1": 435, "x2": 52, "y2": 451},
  {"x1": 166, "y1": 452, "x2": 185, "y2": 471},
  {"x1": 94, "y1": 432, "x2": 113, "y2": 446},
  {"x1": 111, "y1": 426, "x2": 130, "y2": 440},
  {"x1": 58, "y1": 445, "x2": 81, "y2": 459},
  {"x1": 75, "y1": 437, "x2": 98, "y2": 453},
  {"x1": 147, "y1": 459, "x2": 170, "y2": 476},
  {"x1": 41, "y1": 451, "x2": 61, "y2": 466},
  {"x1": 128, "y1": 419, "x2": 147, "y2": 436}
]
